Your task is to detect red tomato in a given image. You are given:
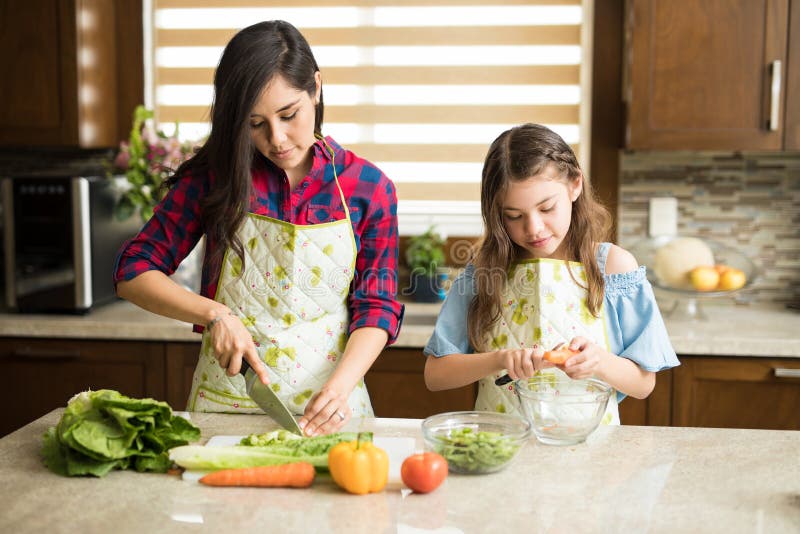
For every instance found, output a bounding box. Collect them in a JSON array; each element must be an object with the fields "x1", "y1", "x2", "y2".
[{"x1": 401, "y1": 452, "x2": 448, "y2": 494}]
